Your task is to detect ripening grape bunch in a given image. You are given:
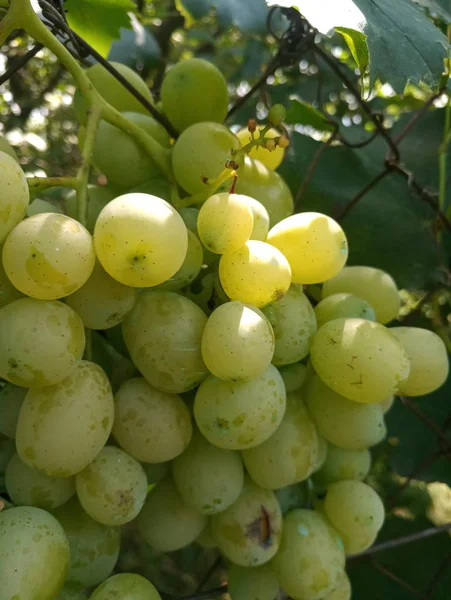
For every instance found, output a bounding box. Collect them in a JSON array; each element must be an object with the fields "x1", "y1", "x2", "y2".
[{"x1": 0, "y1": 56, "x2": 448, "y2": 600}]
